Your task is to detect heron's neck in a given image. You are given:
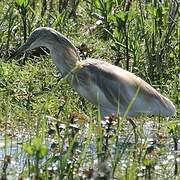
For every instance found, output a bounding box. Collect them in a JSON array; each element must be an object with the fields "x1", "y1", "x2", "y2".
[{"x1": 50, "y1": 44, "x2": 80, "y2": 77}]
